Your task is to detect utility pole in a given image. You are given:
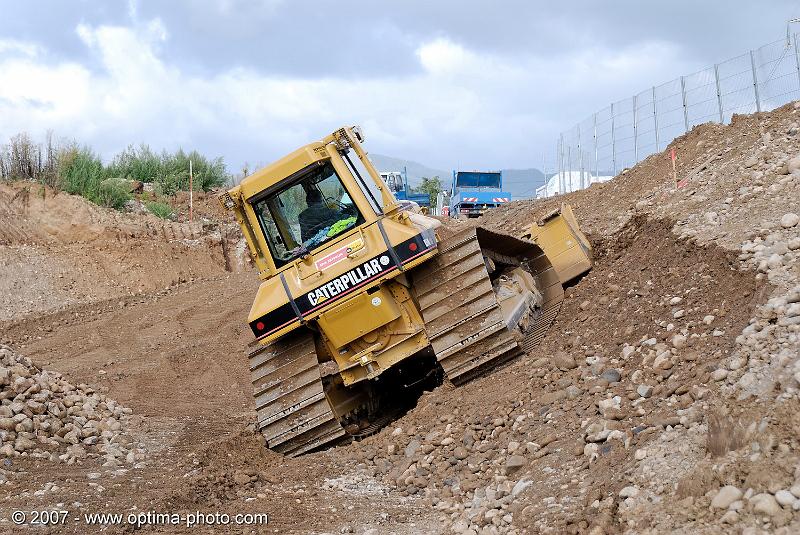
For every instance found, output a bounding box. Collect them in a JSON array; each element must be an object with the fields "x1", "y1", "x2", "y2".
[
  {"x1": 788, "y1": 19, "x2": 800, "y2": 97},
  {"x1": 795, "y1": 33, "x2": 800, "y2": 90},
  {"x1": 577, "y1": 124, "x2": 584, "y2": 189},
  {"x1": 541, "y1": 151, "x2": 547, "y2": 198},
  {"x1": 558, "y1": 135, "x2": 565, "y2": 195},
  {"x1": 566, "y1": 144, "x2": 571, "y2": 194}
]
